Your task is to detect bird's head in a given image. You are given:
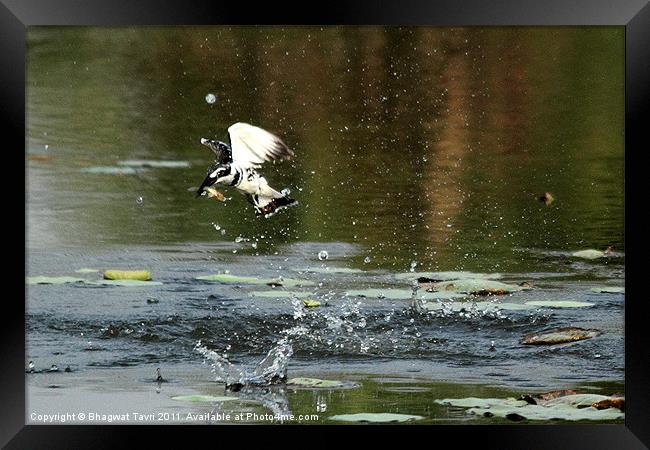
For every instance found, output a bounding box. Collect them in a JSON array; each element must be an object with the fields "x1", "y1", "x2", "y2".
[
  {"x1": 196, "y1": 162, "x2": 232, "y2": 197},
  {"x1": 201, "y1": 137, "x2": 231, "y2": 157},
  {"x1": 206, "y1": 163, "x2": 231, "y2": 183}
]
